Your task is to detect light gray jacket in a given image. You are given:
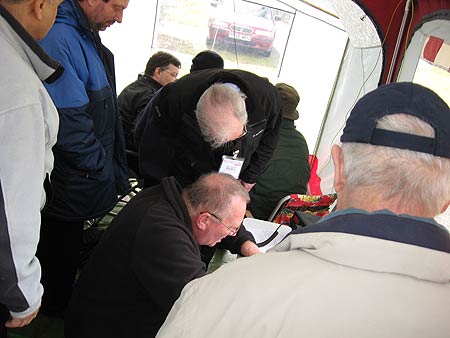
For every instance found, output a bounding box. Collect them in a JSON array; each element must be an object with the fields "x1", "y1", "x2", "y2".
[
  {"x1": 0, "y1": 7, "x2": 61, "y2": 318},
  {"x1": 157, "y1": 210, "x2": 450, "y2": 338}
]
